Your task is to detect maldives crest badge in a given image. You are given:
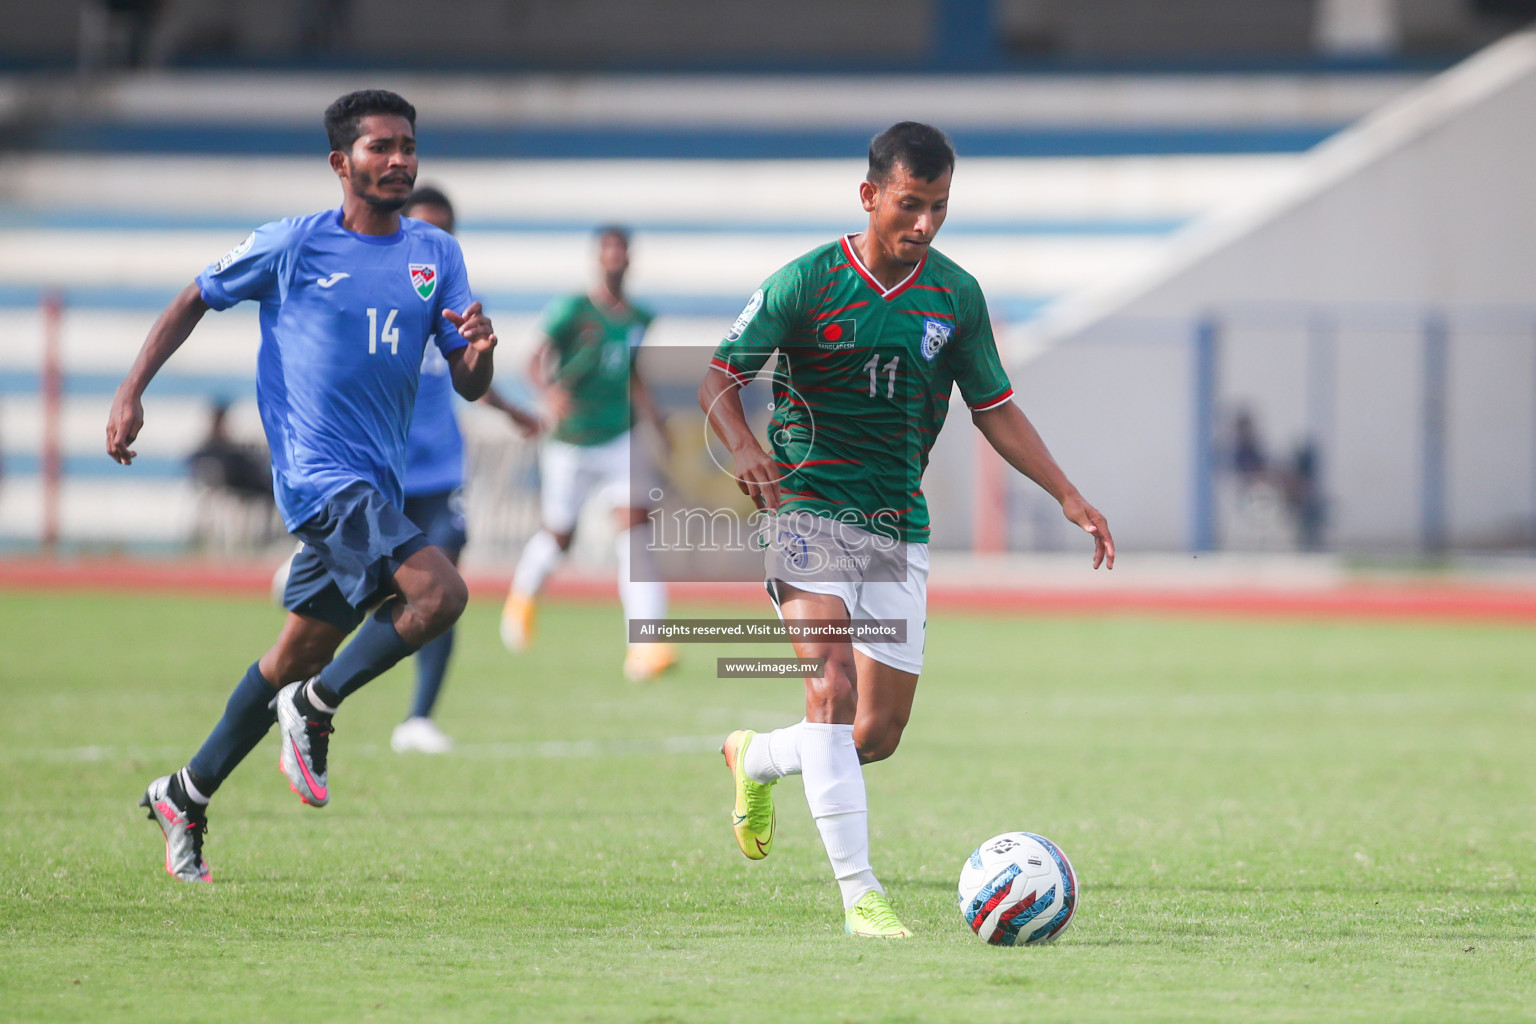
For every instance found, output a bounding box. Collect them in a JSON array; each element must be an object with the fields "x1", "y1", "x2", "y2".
[
  {"x1": 920, "y1": 318, "x2": 952, "y2": 360},
  {"x1": 409, "y1": 263, "x2": 437, "y2": 301}
]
